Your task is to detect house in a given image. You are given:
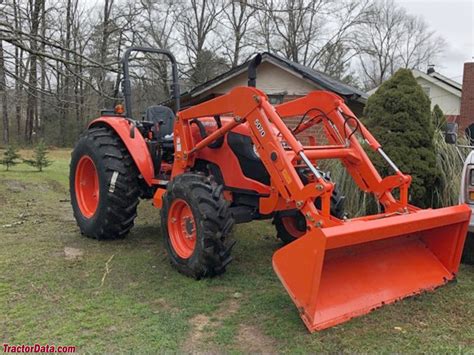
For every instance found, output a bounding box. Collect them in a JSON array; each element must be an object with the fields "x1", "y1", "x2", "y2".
[
  {"x1": 368, "y1": 67, "x2": 462, "y2": 114},
  {"x1": 175, "y1": 52, "x2": 368, "y2": 116}
]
